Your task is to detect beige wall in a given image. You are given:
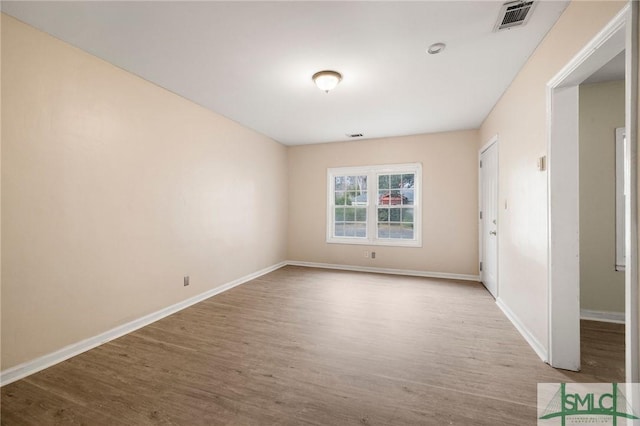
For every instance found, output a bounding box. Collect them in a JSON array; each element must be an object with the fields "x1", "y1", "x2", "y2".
[
  {"x1": 1, "y1": 15, "x2": 288, "y2": 369},
  {"x1": 579, "y1": 80, "x2": 625, "y2": 314},
  {"x1": 479, "y1": 0, "x2": 626, "y2": 350},
  {"x1": 288, "y1": 131, "x2": 479, "y2": 275}
]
